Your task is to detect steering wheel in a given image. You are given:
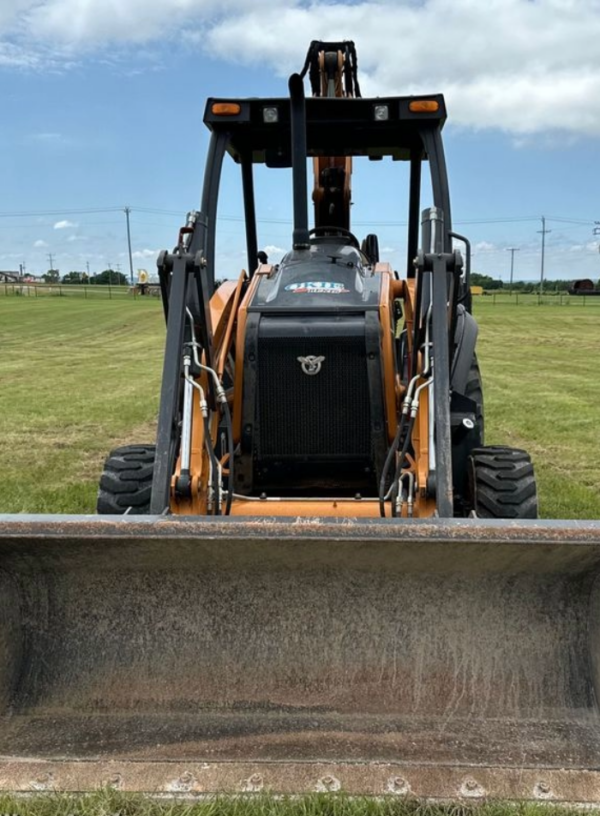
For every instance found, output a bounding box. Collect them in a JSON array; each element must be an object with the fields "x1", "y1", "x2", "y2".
[{"x1": 308, "y1": 226, "x2": 361, "y2": 250}]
